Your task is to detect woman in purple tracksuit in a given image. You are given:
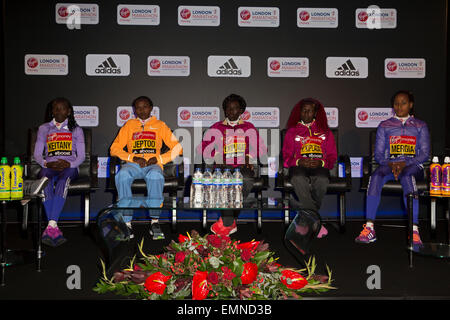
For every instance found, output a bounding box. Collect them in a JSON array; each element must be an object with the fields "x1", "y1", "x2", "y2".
[
  {"x1": 197, "y1": 94, "x2": 267, "y2": 236},
  {"x1": 34, "y1": 98, "x2": 85, "y2": 247},
  {"x1": 355, "y1": 91, "x2": 430, "y2": 245}
]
